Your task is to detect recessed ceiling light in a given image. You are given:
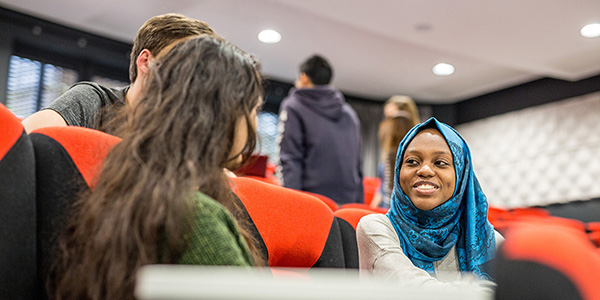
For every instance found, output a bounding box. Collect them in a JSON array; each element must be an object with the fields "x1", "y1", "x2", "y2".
[
  {"x1": 415, "y1": 23, "x2": 432, "y2": 32},
  {"x1": 580, "y1": 23, "x2": 600, "y2": 38},
  {"x1": 258, "y1": 29, "x2": 282, "y2": 44},
  {"x1": 432, "y1": 63, "x2": 455, "y2": 76}
]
